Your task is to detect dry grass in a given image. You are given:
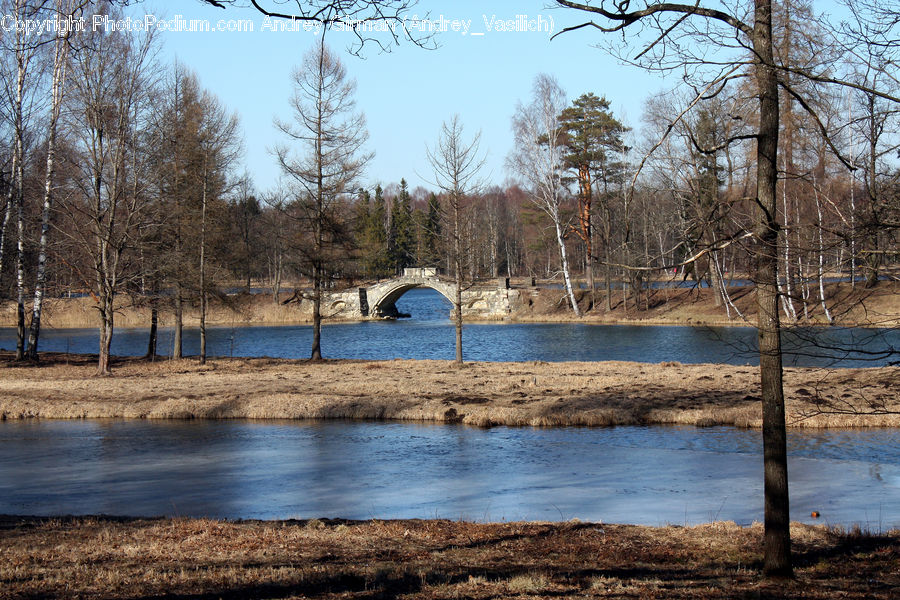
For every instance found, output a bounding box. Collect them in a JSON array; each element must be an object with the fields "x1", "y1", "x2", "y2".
[
  {"x1": 0, "y1": 292, "x2": 315, "y2": 329},
  {"x1": 516, "y1": 280, "x2": 900, "y2": 328},
  {"x1": 0, "y1": 516, "x2": 897, "y2": 599},
  {"x1": 1, "y1": 354, "x2": 897, "y2": 428}
]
